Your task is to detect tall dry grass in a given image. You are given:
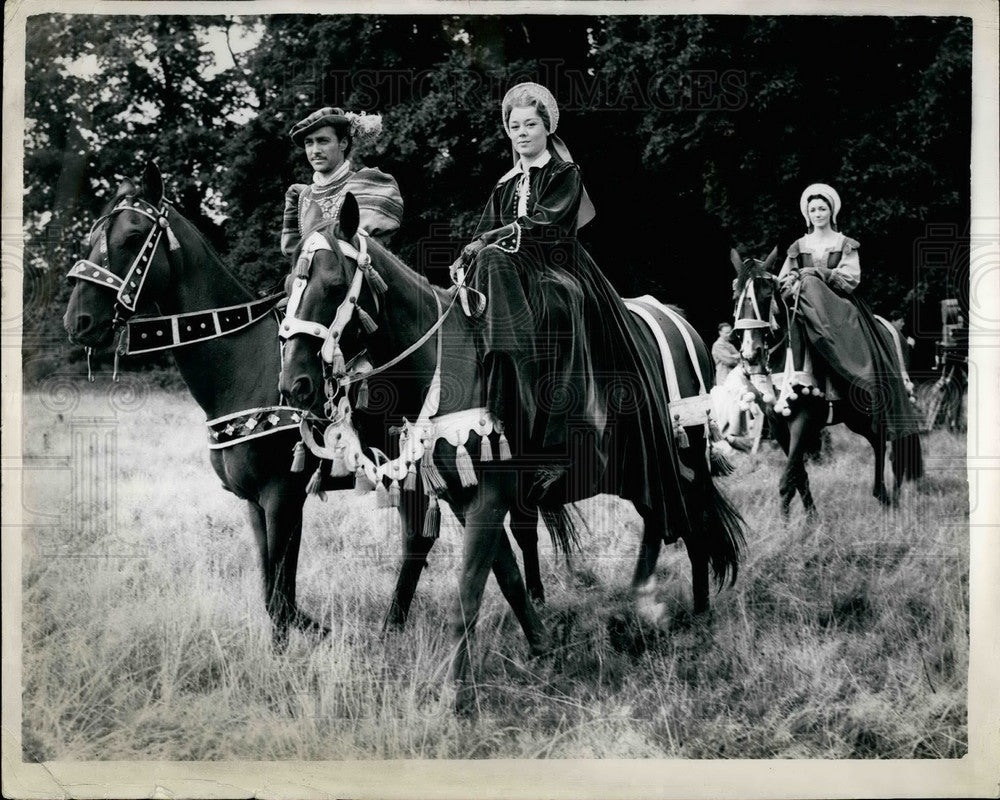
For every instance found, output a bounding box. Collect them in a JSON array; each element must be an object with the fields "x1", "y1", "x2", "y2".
[{"x1": 19, "y1": 385, "x2": 968, "y2": 760}]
